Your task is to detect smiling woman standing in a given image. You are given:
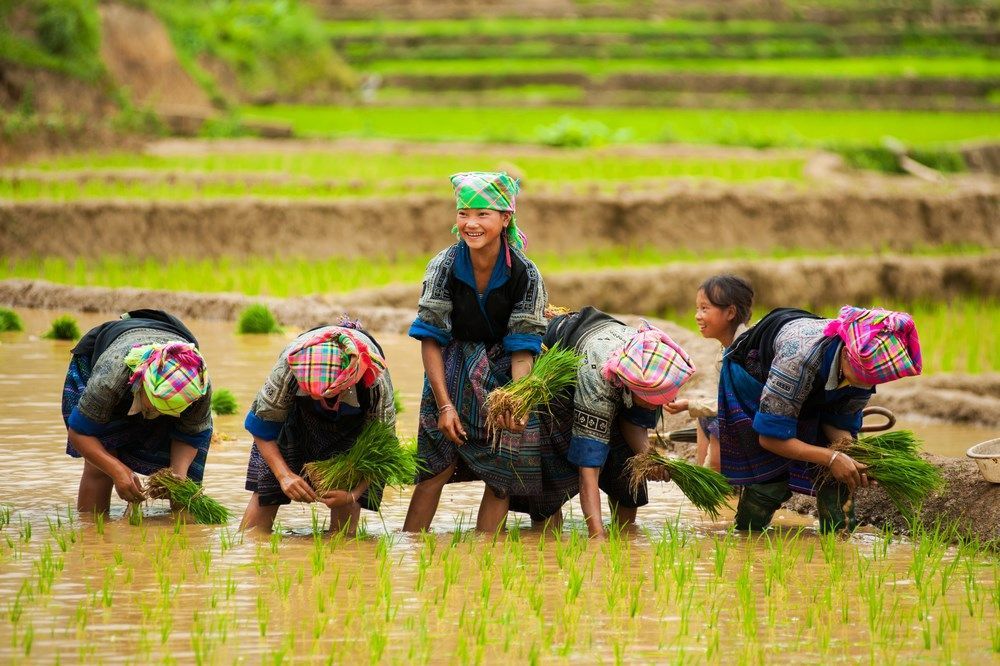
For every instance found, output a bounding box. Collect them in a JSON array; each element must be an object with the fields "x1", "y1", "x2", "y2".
[{"x1": 403, "y1": 172, "x2": 548, "y2": 534}]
